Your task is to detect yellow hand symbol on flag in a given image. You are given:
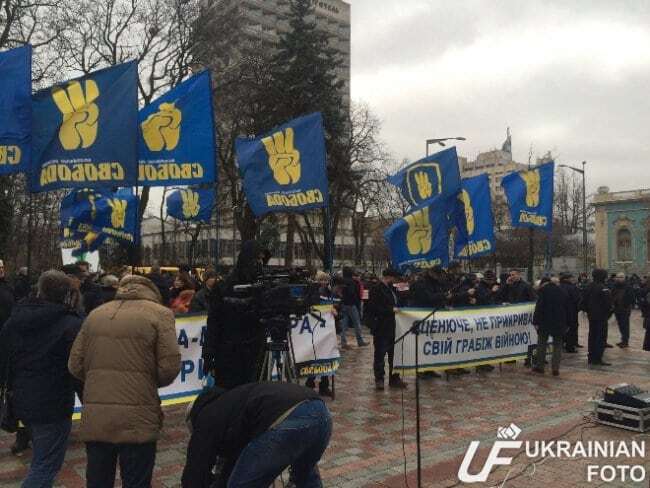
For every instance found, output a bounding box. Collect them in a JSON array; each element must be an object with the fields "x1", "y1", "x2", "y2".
[
  {"x1": 83, "y1": 231, "x2": 99, "y2": 247},
  {"x1": 262, "y1": 127, "x2": 301, "y2": 185},
  {"x1": 181, "y1": 190, "x2": 200, "y2": 218},
  {"x1": 521, "y1": 169, "x2": 541, "y2": 207},
  {"x1": 141, "y1": 102, "x2": 182, "y2": 151},
  {"x1": 405, "y1": 207, "x2": 432, "y2": 255},
  {"x1": 414, "y1": 171, "x2": 433, "y2": 200},
  {"x1": 107, "y1": 199, "x2": 127, "y2": 229},
  {"x1": 458, "y1": 189, "x2": 475, "y2": 235},
  {"x1": 52, "y1": 80, "x2": 100, "y2": 150}
]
